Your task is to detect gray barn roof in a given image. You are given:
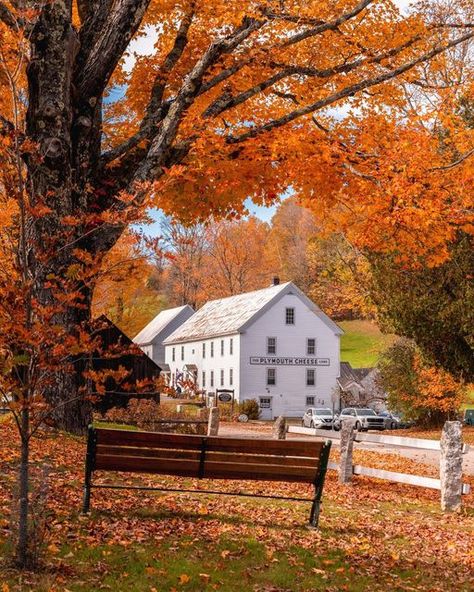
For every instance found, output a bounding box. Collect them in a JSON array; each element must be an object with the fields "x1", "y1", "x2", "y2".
[
  {"x1": 133, "y1": 305, "x2": 194, "y2": 345},
  {"x1": 163, "y1": 282, "x2": 342, "y2": 344}
]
